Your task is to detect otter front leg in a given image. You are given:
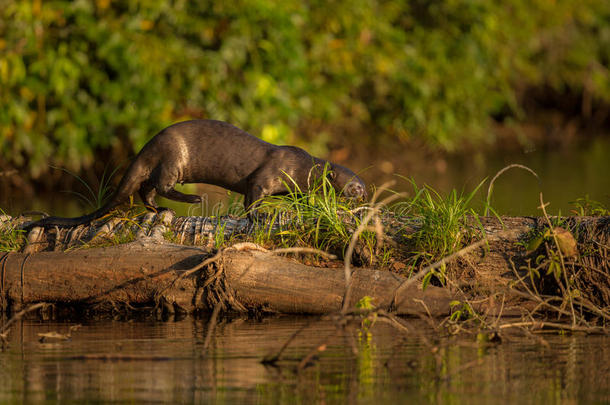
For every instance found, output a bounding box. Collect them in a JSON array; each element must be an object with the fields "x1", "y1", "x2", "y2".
[
  {"x1": 139, "y1": 181, "x2": 159, "y2": 209},
  {"x1": 244, "y1": 171, "x2": 285, "y2": 213}
]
